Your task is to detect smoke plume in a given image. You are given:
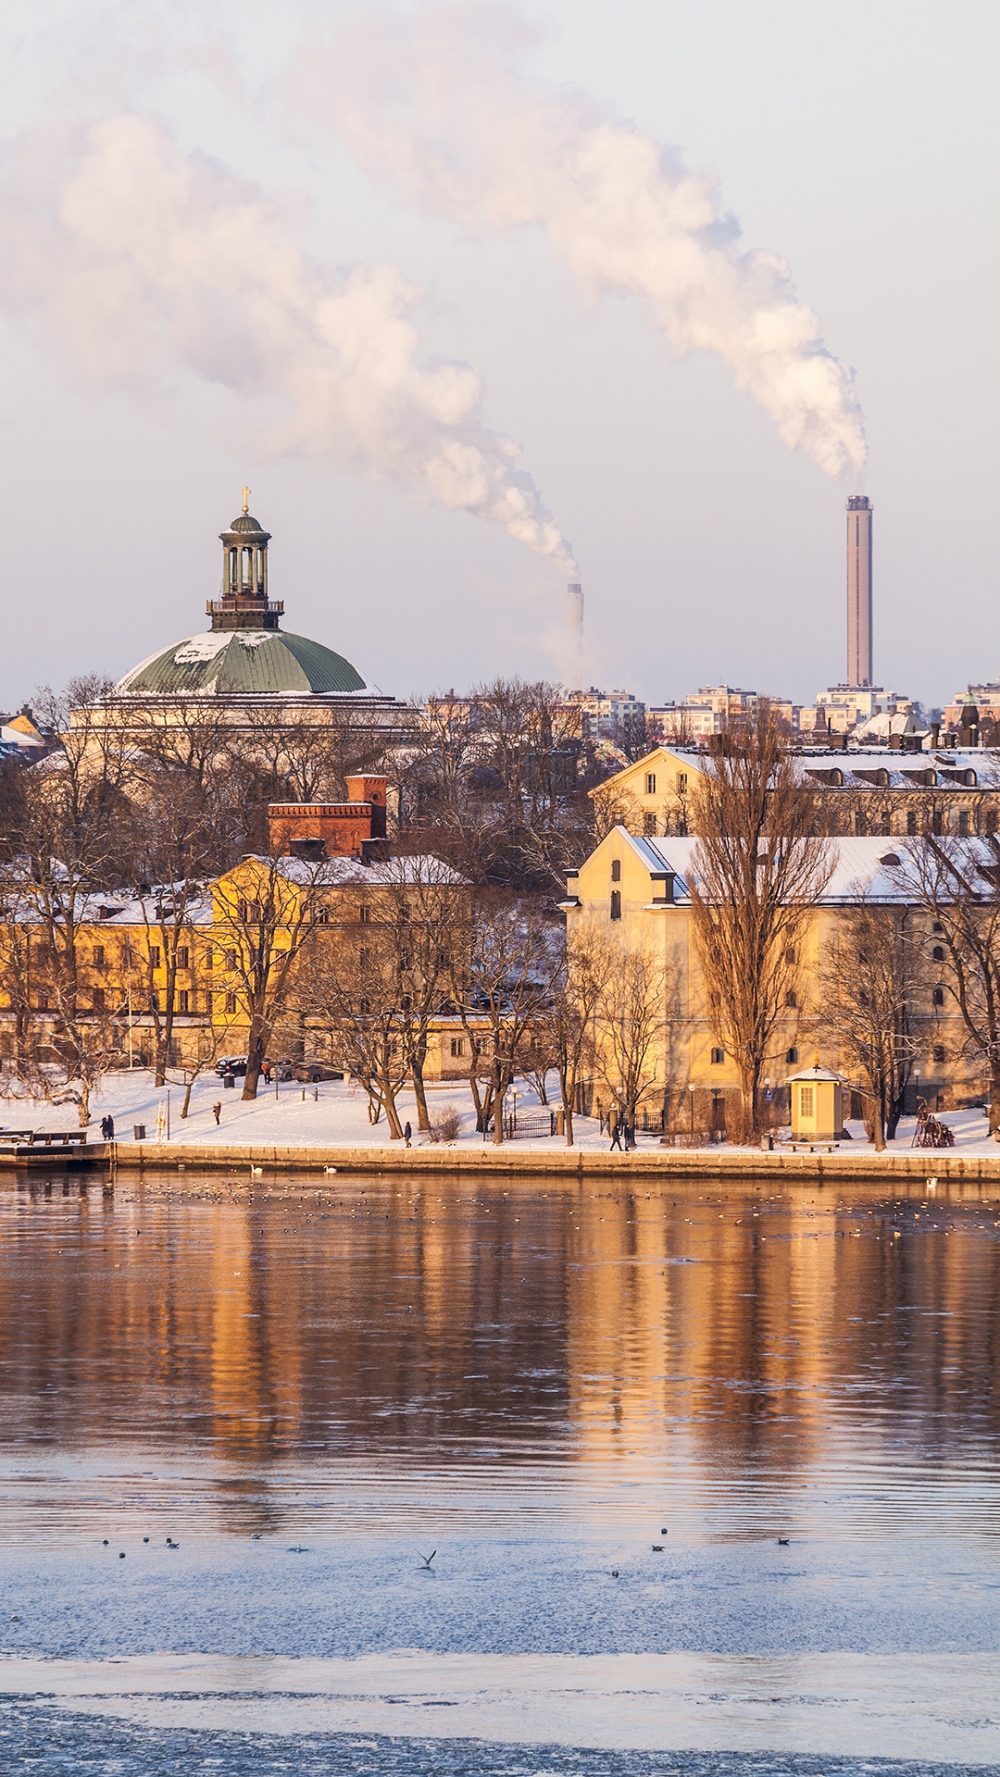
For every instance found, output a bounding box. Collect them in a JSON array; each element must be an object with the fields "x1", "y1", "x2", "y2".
[
  {"x1": 293, "y1": 3, "x2": 867, "y2": 480},
  {"x1": 0, "y1": 111, "x2": 574, "y2": 569}
]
